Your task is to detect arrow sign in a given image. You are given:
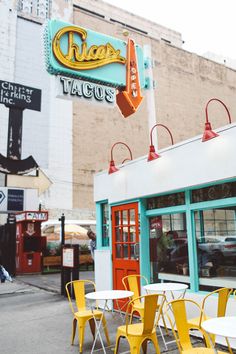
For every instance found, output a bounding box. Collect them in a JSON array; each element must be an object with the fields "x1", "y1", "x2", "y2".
[
  {"x1": 6, "y1": 168, "x2": 52, "y2": 195},
  {"x1": 116, "y1": 38, "x2": 143, "y2": 118}
]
